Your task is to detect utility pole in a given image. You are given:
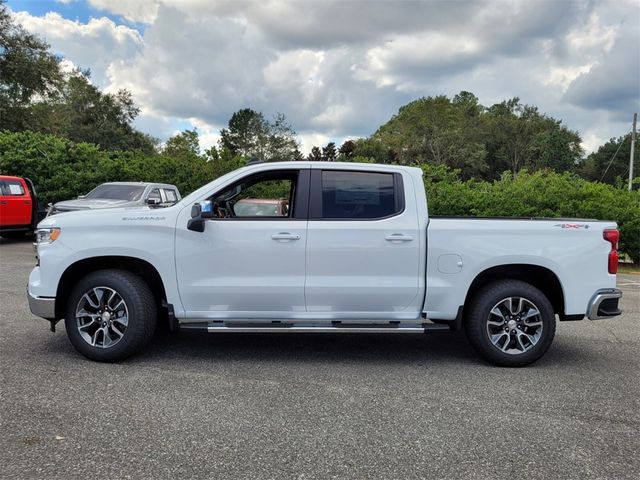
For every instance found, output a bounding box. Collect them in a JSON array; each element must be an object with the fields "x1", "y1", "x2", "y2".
[{"x1": 630, "y1": 113, "x2": 637, "y2": 191}]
